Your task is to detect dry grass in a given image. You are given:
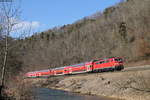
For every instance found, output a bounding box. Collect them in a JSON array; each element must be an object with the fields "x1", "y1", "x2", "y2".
[{"x1": 2, "y1": 76, "x2": 36, "y2": 100}]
